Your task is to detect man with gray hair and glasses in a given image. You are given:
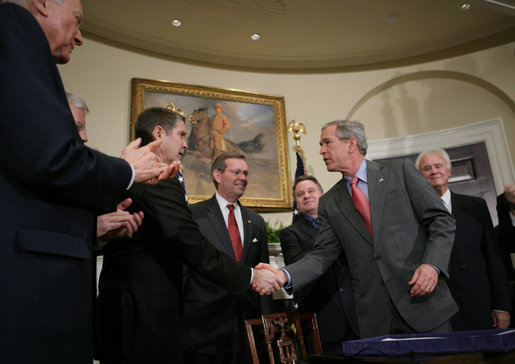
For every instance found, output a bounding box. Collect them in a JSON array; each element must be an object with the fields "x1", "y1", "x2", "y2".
[
  {"x1": 0, "y1": 1, "x2": 178, "y2": 362},
  {"x1": 416, "y1": 148, "x2": 511, "y2": 331},
  {"x1": 257, "y1": 120, "x2": 458, "y2": 339}
]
